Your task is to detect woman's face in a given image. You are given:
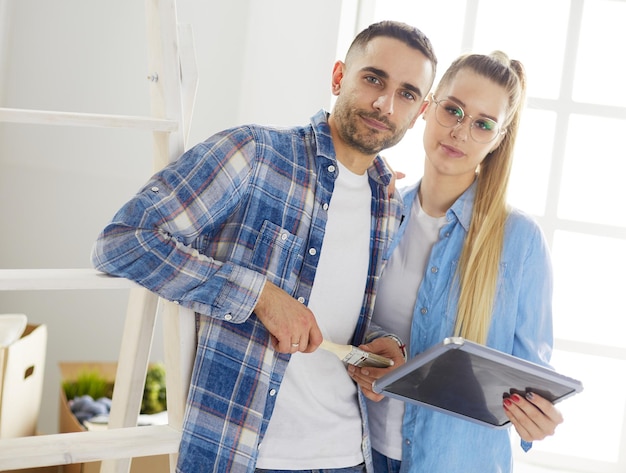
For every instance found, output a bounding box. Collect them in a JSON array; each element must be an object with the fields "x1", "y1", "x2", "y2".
[{"x1": 422, "y1": 68, "x2": 509, "y2": 183}]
